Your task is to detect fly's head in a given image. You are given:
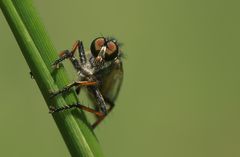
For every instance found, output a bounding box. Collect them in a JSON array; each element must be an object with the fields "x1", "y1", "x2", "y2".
[{"x1": 90, "y1": 37, "x2": 120, "y2": 67}]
